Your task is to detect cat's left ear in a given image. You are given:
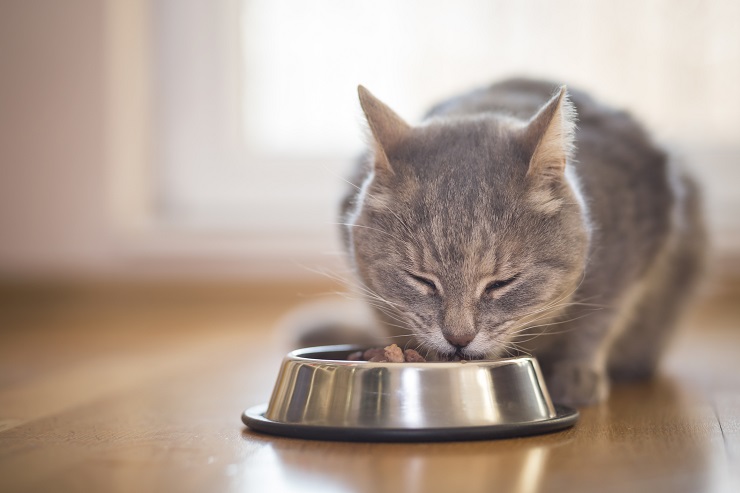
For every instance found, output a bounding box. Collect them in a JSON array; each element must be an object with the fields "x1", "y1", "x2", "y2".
[
  {"x1": 358, "y1": 85, "x2": 411, "y2": 177},
  {"x1": 524, "y1": 86, "x2": 577, "y2": 183}
]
